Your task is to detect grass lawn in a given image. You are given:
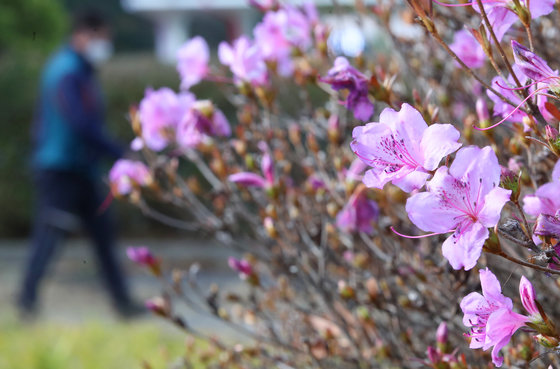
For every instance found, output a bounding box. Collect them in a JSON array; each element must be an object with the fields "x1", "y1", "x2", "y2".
[{"x1": 0, "y1": 312, "x2": 193, "y2": 369}]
